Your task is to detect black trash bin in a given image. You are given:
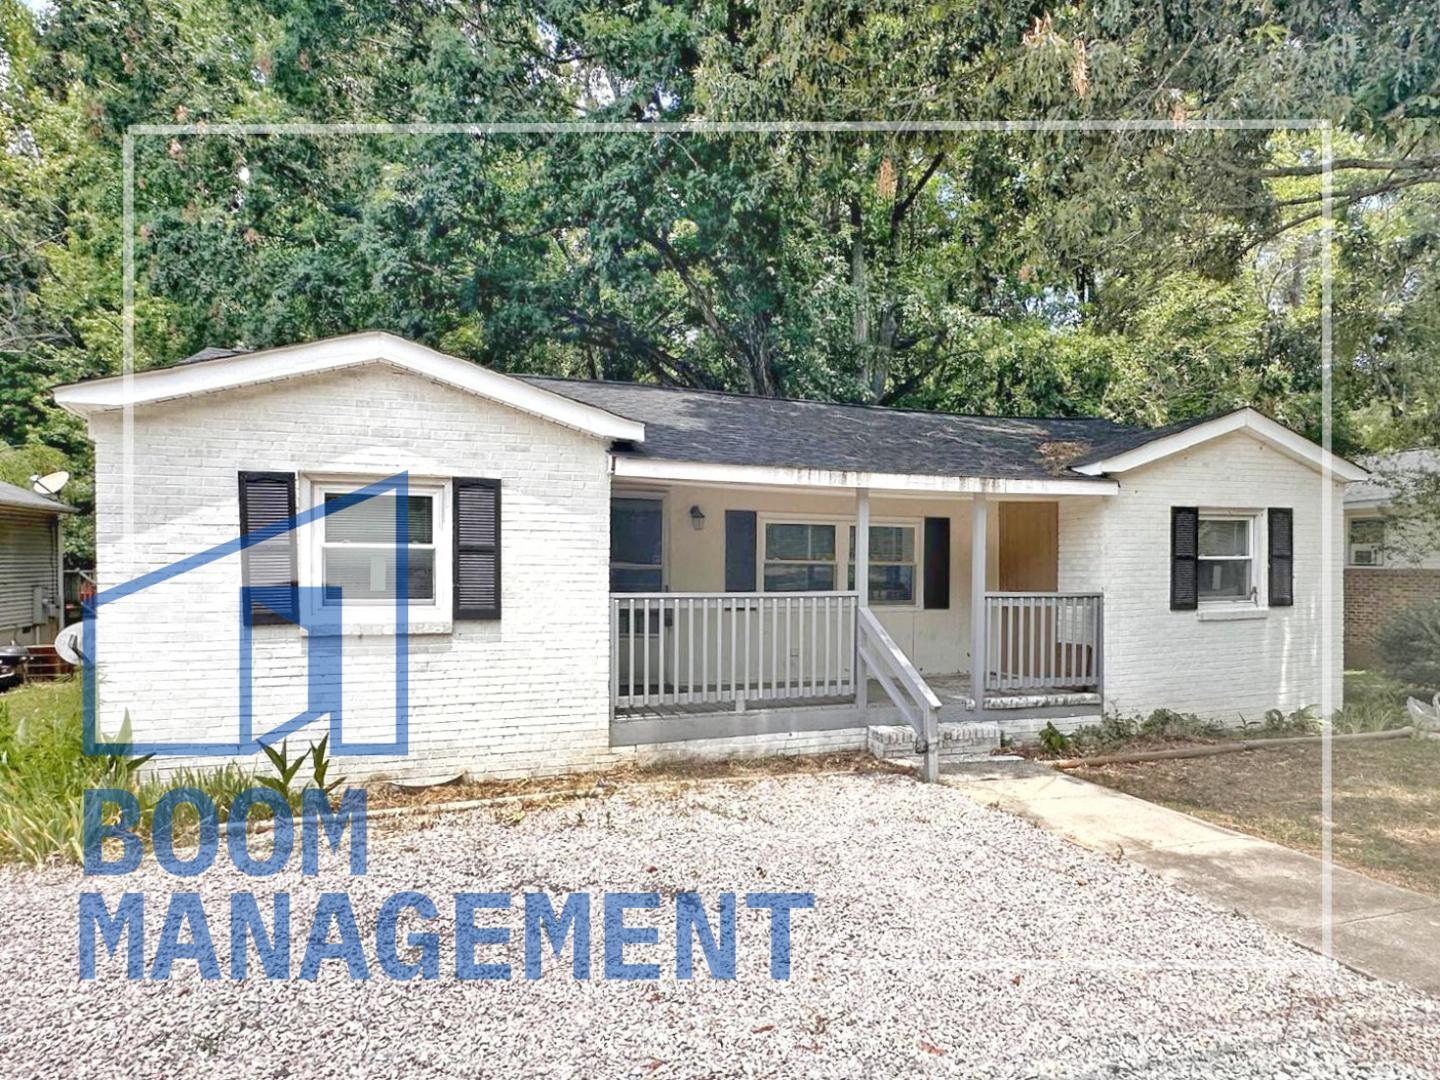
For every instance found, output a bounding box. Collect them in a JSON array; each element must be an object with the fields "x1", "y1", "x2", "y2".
[{"x1": 0, "y1": 645, "x2": 31, "y2": 692}]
